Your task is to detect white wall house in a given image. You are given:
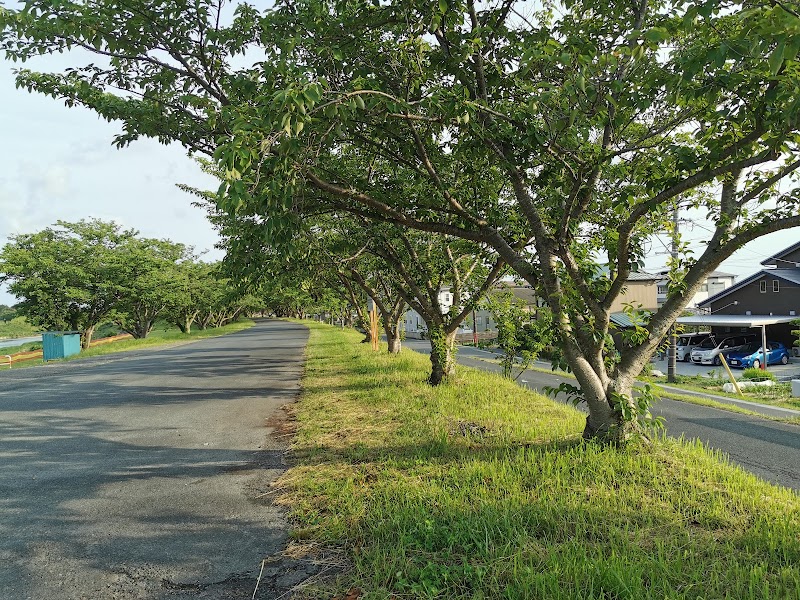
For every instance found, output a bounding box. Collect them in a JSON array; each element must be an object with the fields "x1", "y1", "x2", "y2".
[
  {"x1": 404, "y1": 288, "x2": 452, "y2": 338},
  {"x1": 656, "y1": 271, "x2": 736, "y2": 309},
  {"x1": 403, "y1": 288, "x2": 473, "y2": 339}
]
